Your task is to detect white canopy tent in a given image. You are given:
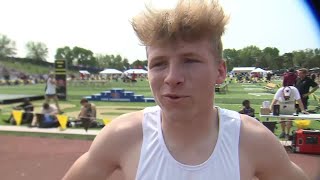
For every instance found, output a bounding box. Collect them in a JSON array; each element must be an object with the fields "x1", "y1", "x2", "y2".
[
  {"x1": 231, "y1": 67, "x2": 256, "y2": 73},
  {"x1": 99, "y1": 69, "x2": 123, "y2": 74},
  {"x1": 79, "y1": 70, "x2": 90, "y2": 74},
  {"x1": 124, "y1": 69, "x2": 148, "y2": 74},
  {"x1": 251, "y1": 68, "x2": 266, "y2": 73},
  {"x1": 251, "y1": 68, "x2": 268, "y2": 77}
]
